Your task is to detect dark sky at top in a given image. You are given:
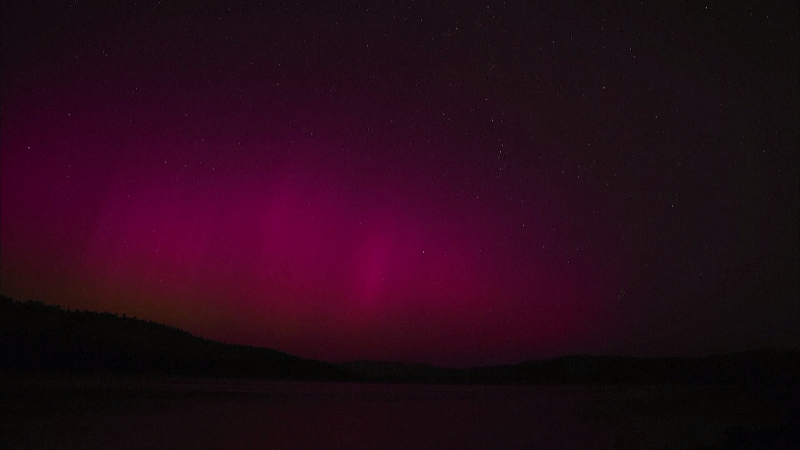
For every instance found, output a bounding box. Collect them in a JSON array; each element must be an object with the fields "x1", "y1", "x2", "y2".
[{"x1": 2, "y1": 1, "x2": 798, "y2": 366}]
